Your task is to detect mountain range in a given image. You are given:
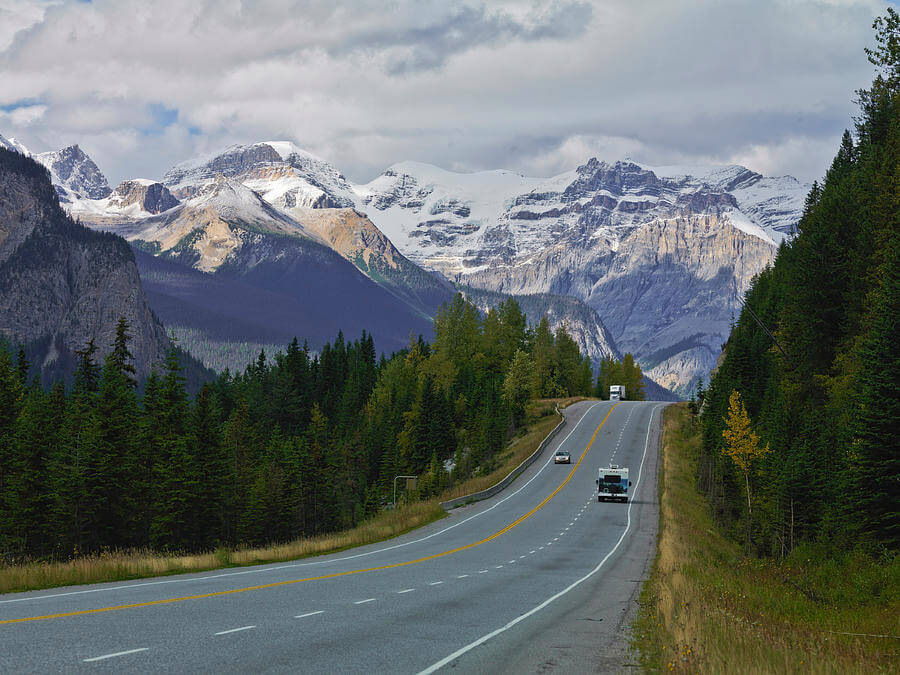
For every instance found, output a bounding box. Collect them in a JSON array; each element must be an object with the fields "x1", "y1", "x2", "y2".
[{"x1": 0, "y1": 134, "x2": 808, "y2": 395}]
